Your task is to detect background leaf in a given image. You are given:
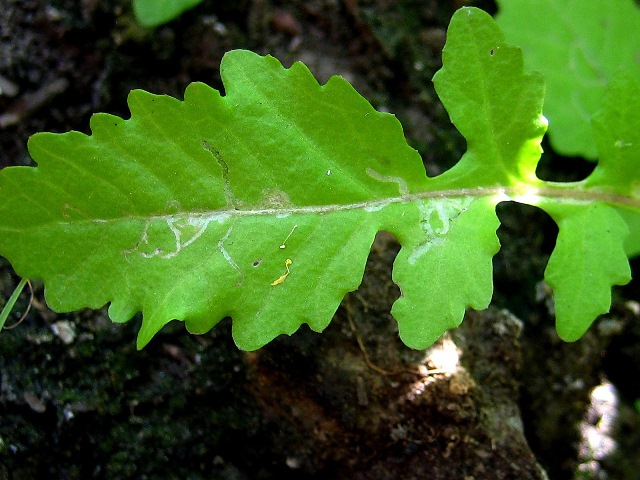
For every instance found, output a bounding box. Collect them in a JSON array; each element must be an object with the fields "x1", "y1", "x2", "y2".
[
  {"x1": 495, "y1": 0, "x2": 640, "y2": 159},
  {"x1": 132, "y1": 0, "x2": 205, "y2": 27},
  {"x1": 619, "y1": 209, "x2": 640, "y2": 257}
]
